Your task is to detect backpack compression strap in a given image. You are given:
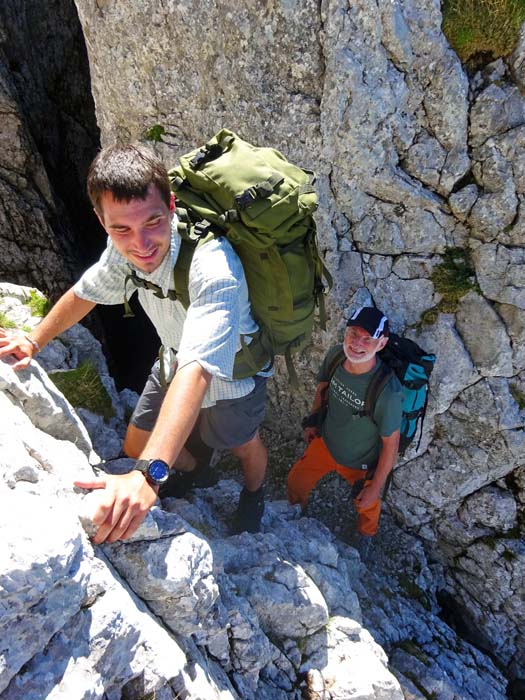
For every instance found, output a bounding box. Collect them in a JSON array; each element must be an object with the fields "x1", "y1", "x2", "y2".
[
  {"x1": 123, "y1": 270, "x2": 179, "y2": 317},
  {"x1": 189, "y1": 132, "x2": 236, "y2": 170}
]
